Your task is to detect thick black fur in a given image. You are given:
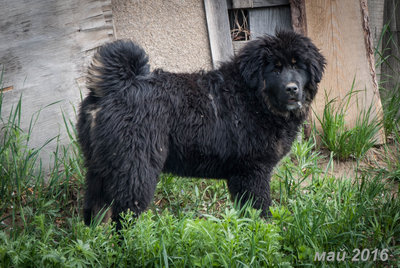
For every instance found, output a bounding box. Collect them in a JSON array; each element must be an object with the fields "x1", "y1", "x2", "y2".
[{"x1": 77, "y1": 31, "x2": 326, "y2": 227}]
